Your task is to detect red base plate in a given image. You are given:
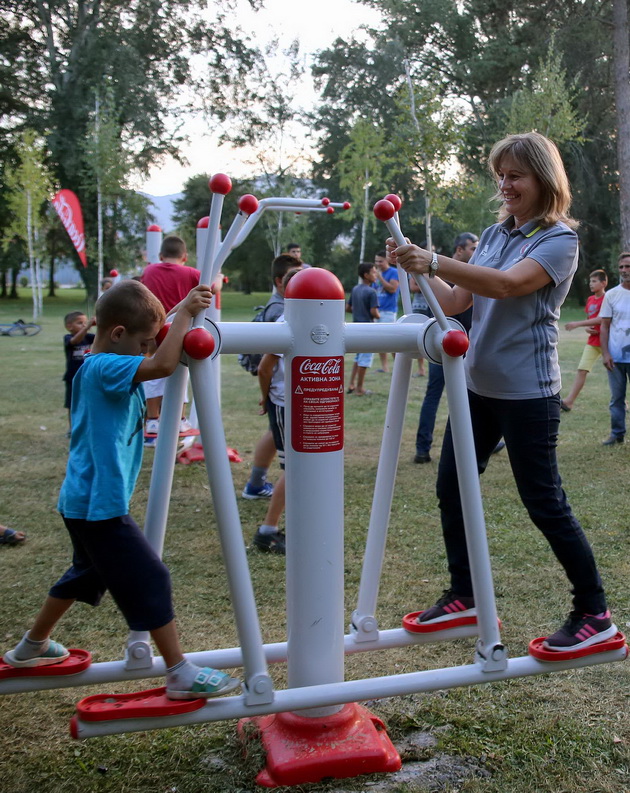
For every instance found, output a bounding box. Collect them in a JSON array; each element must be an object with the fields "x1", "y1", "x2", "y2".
[
  {"x1": 177, "y1": 443, "x2": 243, "y2": 465},
  {"x1": 144, "y1": 428, "x2": 200, "y2": 439},
  {"x1": 0, "y1": 649, "x2": 91, "y2": 679},
  {"x1": 75, "y1": 686, "x2": 206, "y2": 722},
  {"x1": 402, "y1": 610, "x2": 478, "y2": 633},
  {"x1": 528, "y1": 631, "x2": 628, "y2": 662},
  {"x1": 239, "y1": 703, "x2": 401, "y2": 788}
]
